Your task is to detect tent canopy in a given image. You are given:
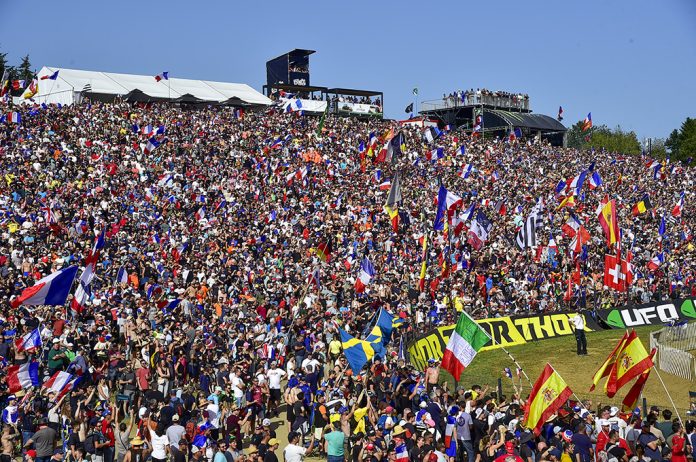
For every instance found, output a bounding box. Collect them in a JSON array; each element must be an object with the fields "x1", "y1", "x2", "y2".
[{"x1": 31, "y1": 66, "x2": 272, "y2": 106}]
